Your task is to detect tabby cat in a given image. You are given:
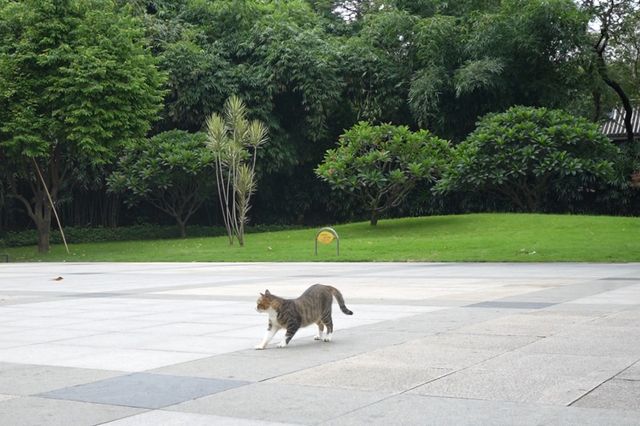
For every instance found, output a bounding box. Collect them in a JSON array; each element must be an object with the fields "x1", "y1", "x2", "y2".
[{"x1": 255, "y1": 284, "x2": 353, "y2": 349}]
